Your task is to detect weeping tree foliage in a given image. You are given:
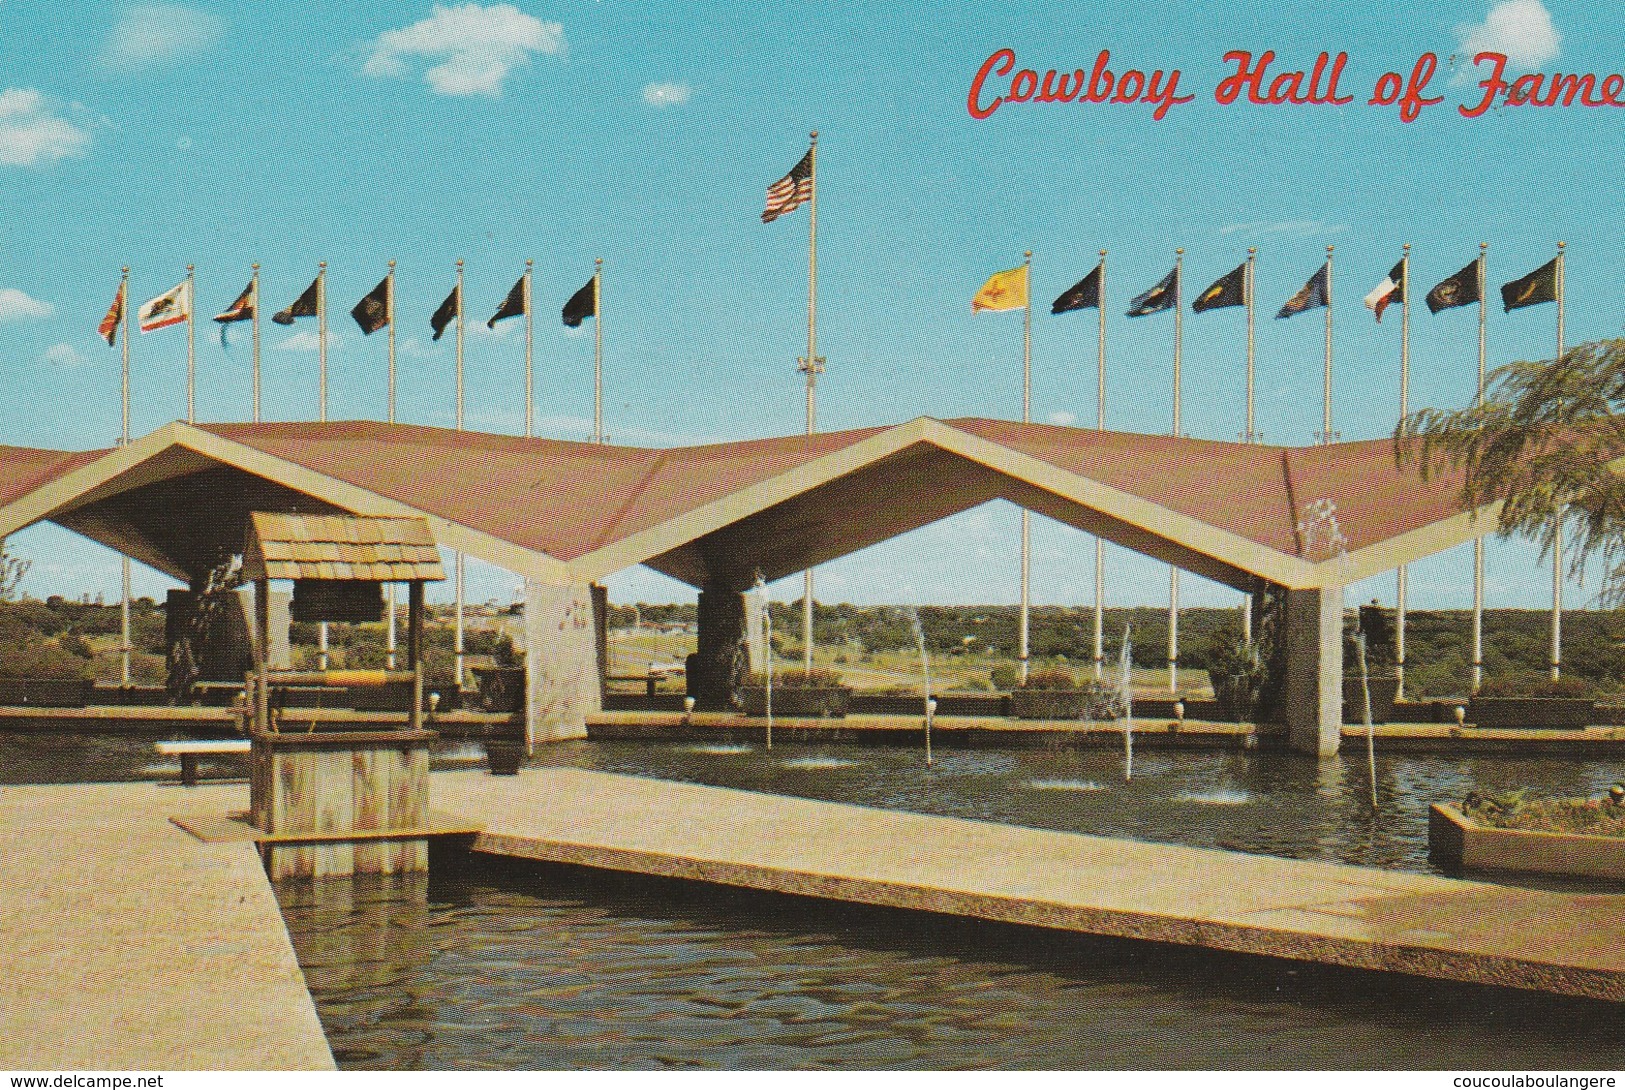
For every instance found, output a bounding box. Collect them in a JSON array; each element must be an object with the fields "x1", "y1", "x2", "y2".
[{"x1": 1398, "y1": 338, "x2": 1625, "y2": 605}]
